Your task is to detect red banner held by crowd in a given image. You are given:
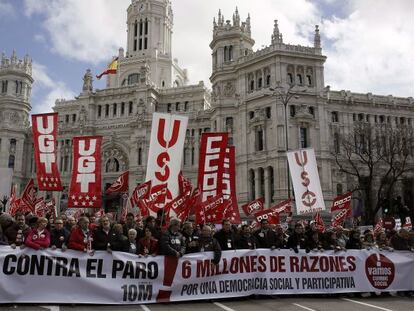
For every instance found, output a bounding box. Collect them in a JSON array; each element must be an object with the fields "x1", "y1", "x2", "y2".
[
  {"x1": 105, "y1": 171, "x2": 129, "y2": 194},
  {"x1": 31, "y1": 113, "x2": 63, "y2": 191},
  {"x1": 197, "y1": 133, "x2": 228, "y2": 202},
  {"x1": 68, "y1": 136, "x2": 102, "y2": 208},
  {"x1": 254, "y1": 207, "x2": 280, "y2": 225},
  {"x1": 222, "y1": 146, "x2": 241, "y2": 224},
  {"x1": 331, "y1": 192, "x2": 352, "y2": 212}
]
